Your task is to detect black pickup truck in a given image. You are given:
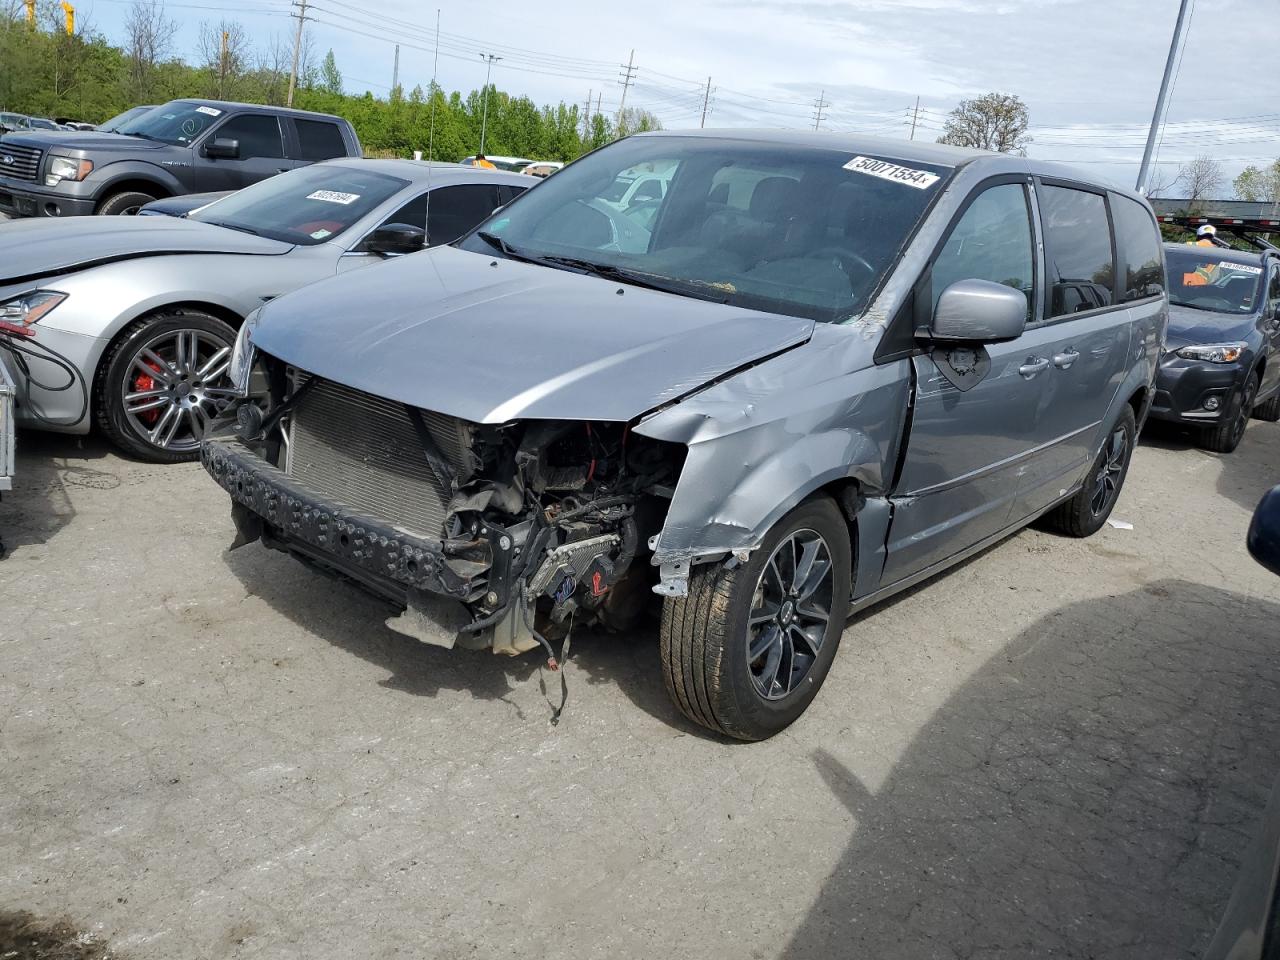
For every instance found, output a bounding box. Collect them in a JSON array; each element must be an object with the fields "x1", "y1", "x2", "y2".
[{"x1": 0, "y1": 99, "x2": 361, "y2": 217}]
